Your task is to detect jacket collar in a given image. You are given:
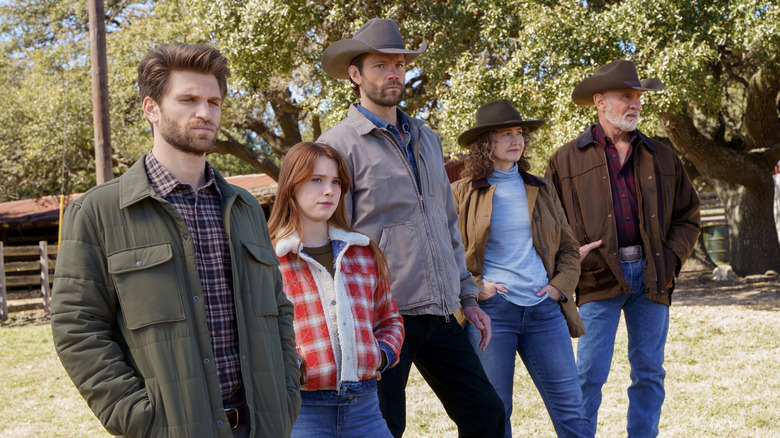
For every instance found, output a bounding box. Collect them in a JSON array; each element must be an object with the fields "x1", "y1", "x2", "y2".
[
  {"x1": 348, "y1": 103, "x2": 425, "y2": 137},
  {"x1": 575, "y1": 123, "x2": 656, "y2": 152},
  {"x1": 470, "y1": 167, "x2": 547, "y2": 189},
  {"x1": 275, "y1": 226, "x2": 370, "y2": 257},
  {"x1": 118, "y1": 154, "x2": 242, "y2": 210}
]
